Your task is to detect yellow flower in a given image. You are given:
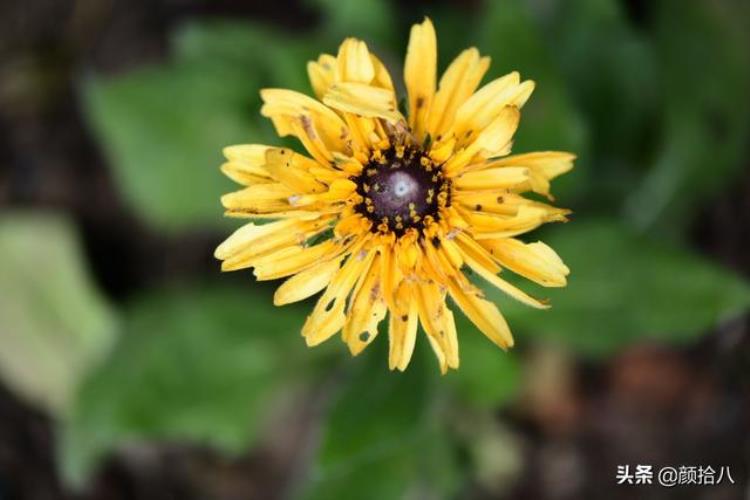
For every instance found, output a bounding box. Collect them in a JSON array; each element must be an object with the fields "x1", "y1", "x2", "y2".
[{"x1": 215, "y1": 18, "x2": 574, "y2": 373}]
